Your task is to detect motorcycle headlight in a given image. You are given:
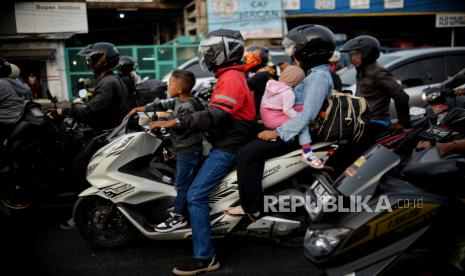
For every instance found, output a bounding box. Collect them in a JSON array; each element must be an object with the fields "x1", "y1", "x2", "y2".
[
  {"x1": 421, "y1": 89, "x2": 441, "y2": 103},
  {"x1": 304, "y1": 228, "x2": 350, "y2": 258}
]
